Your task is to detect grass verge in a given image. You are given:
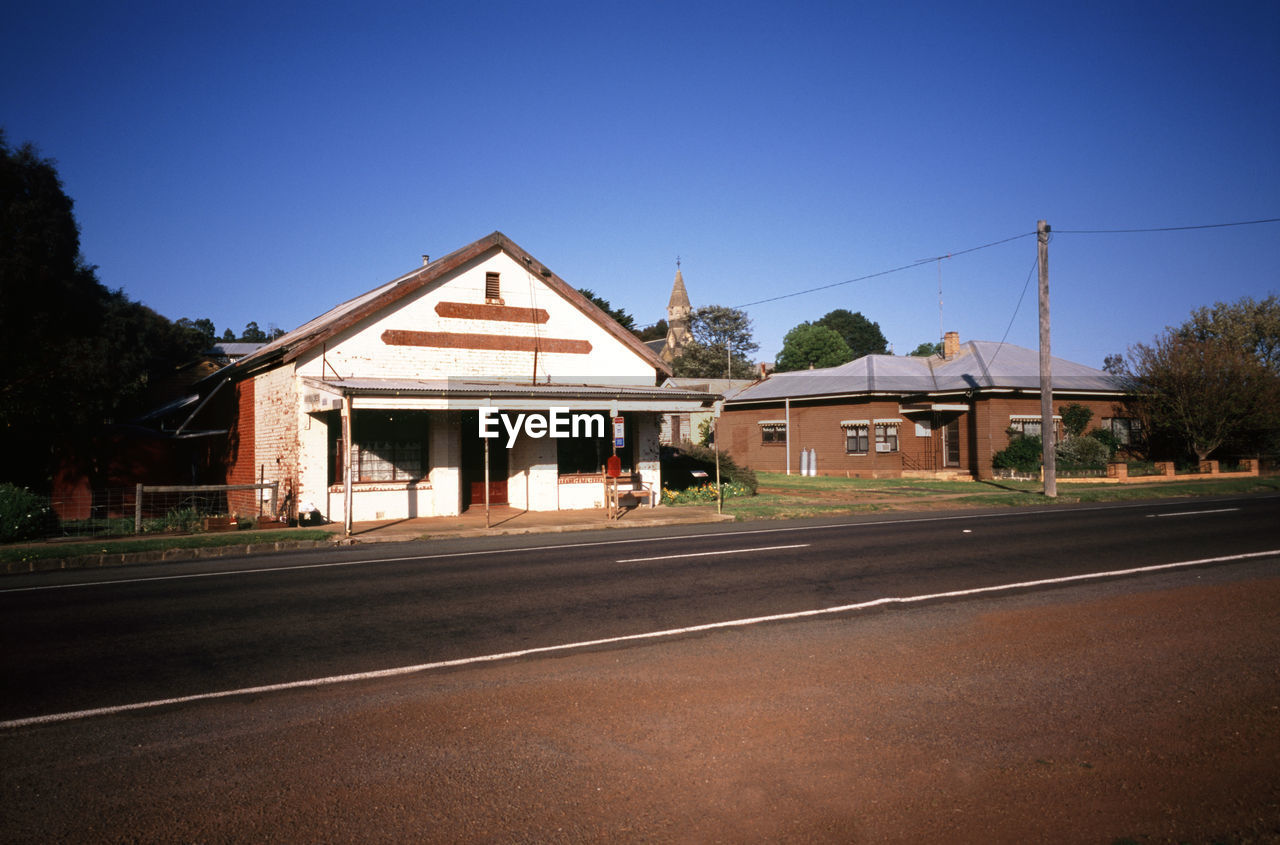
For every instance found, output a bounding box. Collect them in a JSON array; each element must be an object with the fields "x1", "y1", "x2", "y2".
[
  {"x1": 0, "y1": 529, "x2": 333, "y2": 565},
  {"x1": 705, "y1": 473, "x2": 1280, "y2": 521}
]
